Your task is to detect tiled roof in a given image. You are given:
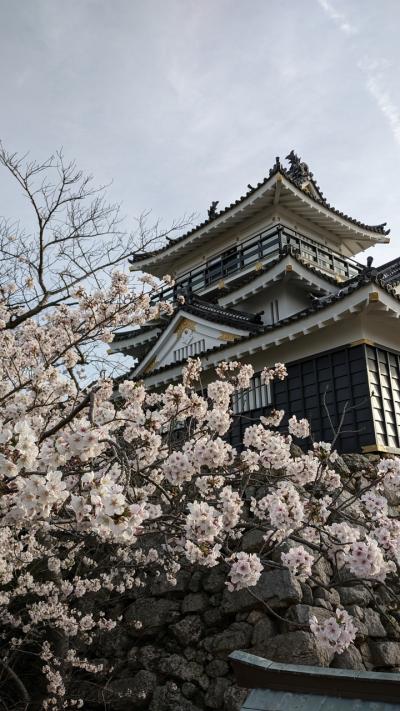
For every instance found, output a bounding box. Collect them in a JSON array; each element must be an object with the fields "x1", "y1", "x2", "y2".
[
  {"x1": 182, "y1": 295, "x2": 263, "y2": 329},
  {"x1": 112, "y1": 322, "x2": 162, "y2": 343},
  {"x1": 113, "y1": 250, "x2": 337, "y2": 356},
  {"x1": 130, "y1": 154, "x2": 389, "y2": 265},
  {"x1": 131, "y1": 271, "x2": 399, "y2": 380},
  {"x1": 129, "y1": 296, "x2": 262, "y2": 367},
  {"x1": 375, "y1": 255, "x2": 400, "y2": 285}
]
